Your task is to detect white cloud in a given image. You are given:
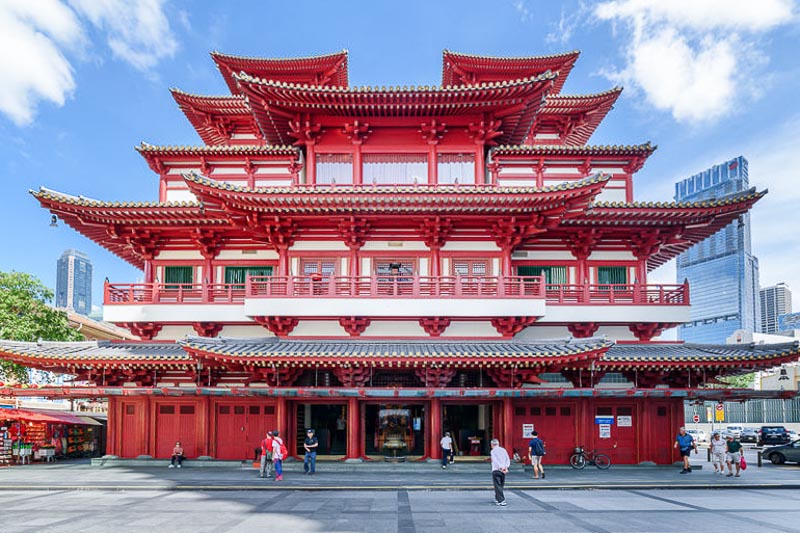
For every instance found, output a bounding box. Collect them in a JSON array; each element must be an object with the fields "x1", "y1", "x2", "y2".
[
  {"x1": 0, "y1": 0, "x2": 178, "y2": 126},
  {"x1": 69, "y1": 0, "x2": 178, "y2": 71},
  {"x1": 594, "y1": 0, "x2": 795, "y2": 124},
  {"x1": 0, "y1": 0, "x2": 84, "y2": 125},
  {"x1": 513, "y1": 0, "x2": 531, "y2": 22}
]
